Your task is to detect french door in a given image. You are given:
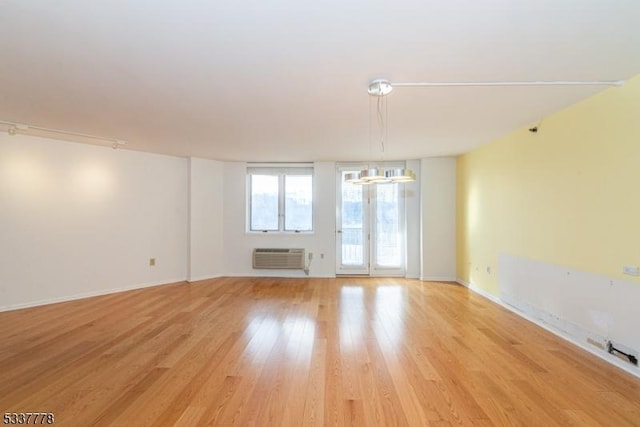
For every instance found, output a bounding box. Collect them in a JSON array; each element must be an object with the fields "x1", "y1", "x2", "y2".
[{"x1": 336, "y1": 165, "x2": 406, "y2": 276}]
